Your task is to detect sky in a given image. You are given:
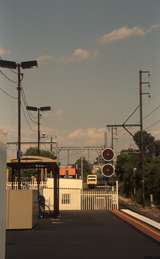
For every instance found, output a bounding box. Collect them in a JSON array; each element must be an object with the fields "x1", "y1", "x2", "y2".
[{"x1": 0, "y1": 0, "x2": 160, "y2": 159}]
